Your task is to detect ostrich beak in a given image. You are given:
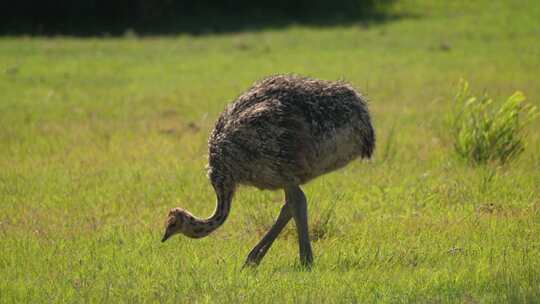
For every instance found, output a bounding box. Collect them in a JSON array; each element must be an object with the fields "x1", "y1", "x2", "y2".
[{"x1": 161, "y1": 231, "x2": 171, "y2": 242}]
